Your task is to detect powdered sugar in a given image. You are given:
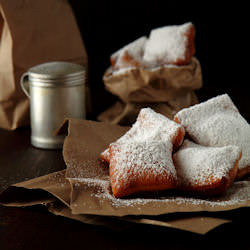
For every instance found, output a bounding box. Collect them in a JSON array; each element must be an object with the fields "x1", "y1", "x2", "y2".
[
  {"x1": 66, "y1": 156, "x2": 109, "y2": 180},
  {"x1": 73, "y1": 177, "x2": 109, "y2": 187},
  {"x1": 100, "y1": 107, "x2": 184, "y2": 164},
  {"x1": 143, "y1": 22, "x2": 193, "y2": 66},
  {"x1": 92, "y1": 178, "x2": 250, "y2": 210},
  {"x1": 173, "y1": 140, "x2": 241, "y2": 187},
  {"x1": 111, "y1": 36, "x2": 147, "y2": 69},
  {"x1": 116, "y1": 107, "x2": 184, "y2": 144},
  {"x1": 111, "y1": 66, "x2": 137, "y2": 76},
  {"x1": 68, "y1": 160, "x2": 250, "y2": 215},
  {"x1": 103, "y1": 107, "x2": 184, "y2": 161},
  {"x1": 108, "y1": 108, "x2": 184, "y2": 197},
  {"x1": 110, "y1": 140, "x2": 176, "y2": 189},
  {"x1": 174, "y1": 94, "x2": 250, "y2": 172},
  {"x1": 110, "y1": 22, "x2": 195, "y2": 74}
]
